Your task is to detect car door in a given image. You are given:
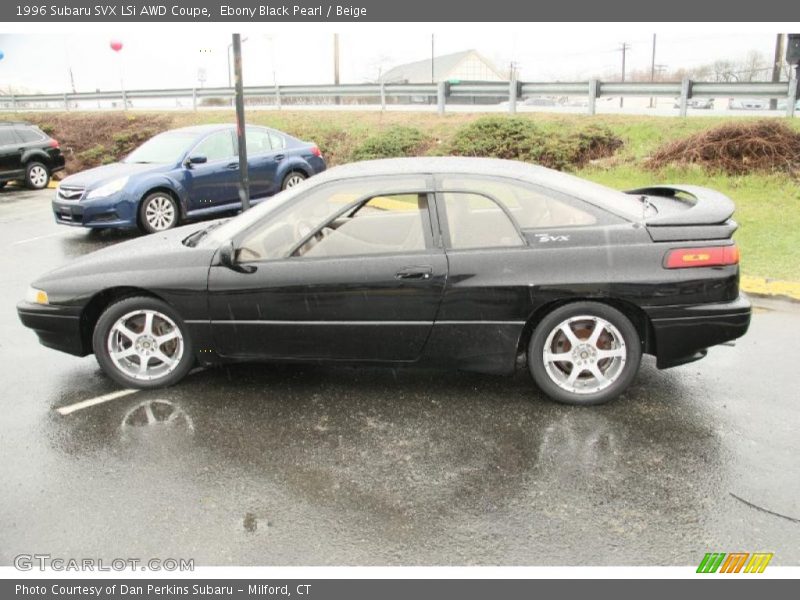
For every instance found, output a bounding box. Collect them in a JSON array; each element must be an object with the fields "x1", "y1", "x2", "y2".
[
  {"x1": 183, "y1": 129, "x2": 240, "y2": 210},
  {"x1": 207, "y1": 175, "x2": 447, "y2": 361},
  {"x1": 0, "y1": 127, "x2": 23, "y2": 179},
  {"x1": 244, "y1": 128, "x2": 278, "y2": 199}
]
